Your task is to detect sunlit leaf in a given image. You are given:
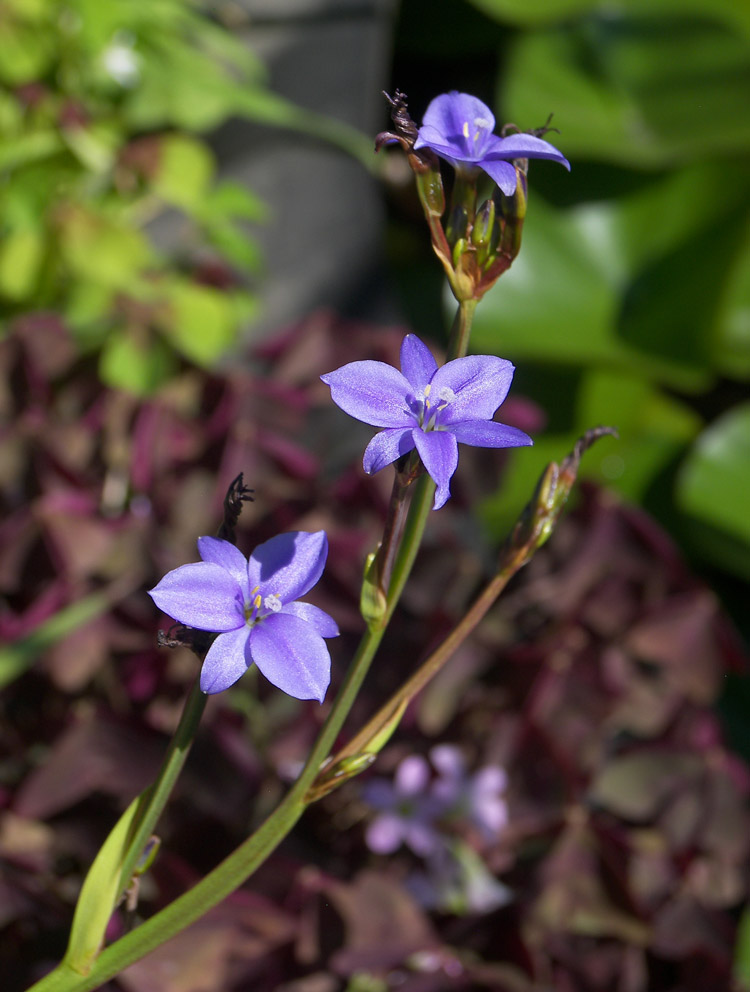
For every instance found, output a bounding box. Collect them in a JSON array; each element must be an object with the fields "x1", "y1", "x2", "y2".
[{"x1": 676, "y1": 404, "x2": 750, "y2": 559}]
